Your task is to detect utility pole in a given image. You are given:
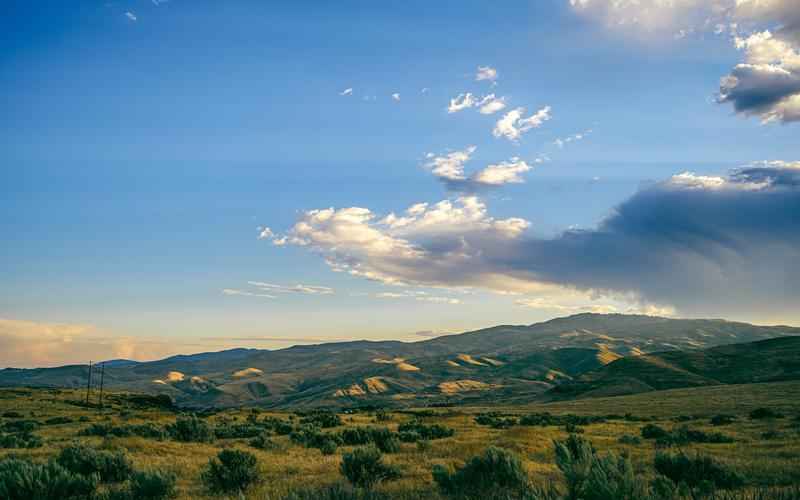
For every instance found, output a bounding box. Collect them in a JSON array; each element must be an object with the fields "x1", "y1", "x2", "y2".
[
  {"x1": 98, "y1": 362, "x2": 105, "y2": 409},
  {"x1": 85, "y1": 361, "x2": 93, "y2": 406}
]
